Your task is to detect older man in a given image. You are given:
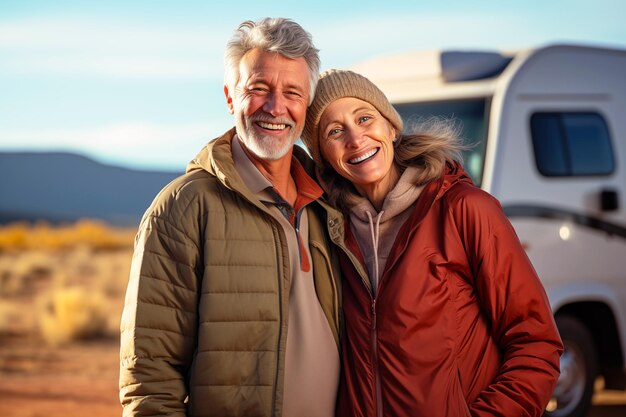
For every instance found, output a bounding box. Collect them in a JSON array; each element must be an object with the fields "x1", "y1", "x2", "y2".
[{"x1": 119, "y1": 18, "x2": 342, "y2": 417}]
